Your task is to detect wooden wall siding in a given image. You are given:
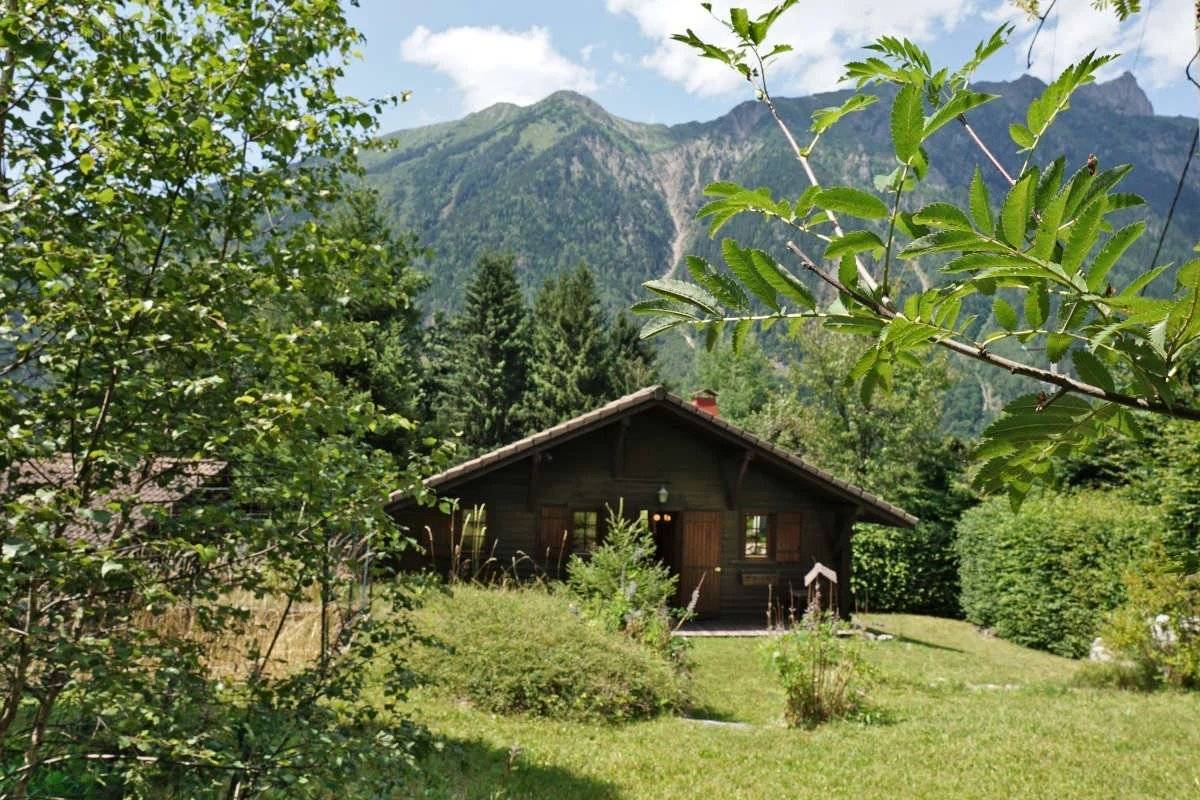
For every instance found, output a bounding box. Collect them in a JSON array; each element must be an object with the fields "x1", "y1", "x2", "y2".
[
  {"x1": 396, "y1": 407, "x2": 860, "y2": 617},
  {"x1": 538, "y1": 505, "x2": 571, "y2": 577}
]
